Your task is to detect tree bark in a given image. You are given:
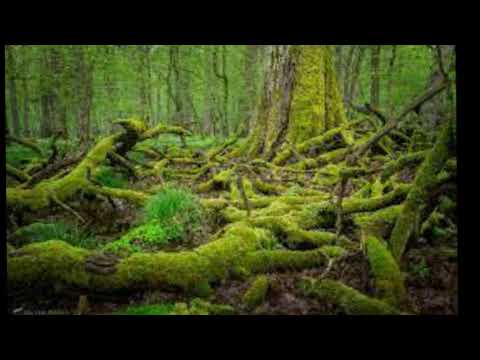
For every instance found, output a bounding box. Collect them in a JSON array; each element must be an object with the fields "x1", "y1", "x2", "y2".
[
  {"x1": 238, "y1": 45, "x2": 259, "y2": 136},
  {"x1": 370, "y1": 45, "x2": 381, "y2": 108},
  {"x1": 389, "y1": 119, "x2": 454, "y2": 263},
  {"x1": 212, "y1": 46, "x2": 230, "y2": 138},
  {"x1": 75, "y1": 46, "x2": 93, "y2": 148},
  {"x1": 247, "y1": 45, "x2": 347, "y2": 160},
  {"x1": 22, "y1": 75, "x2": 31, "y2": 137}
]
